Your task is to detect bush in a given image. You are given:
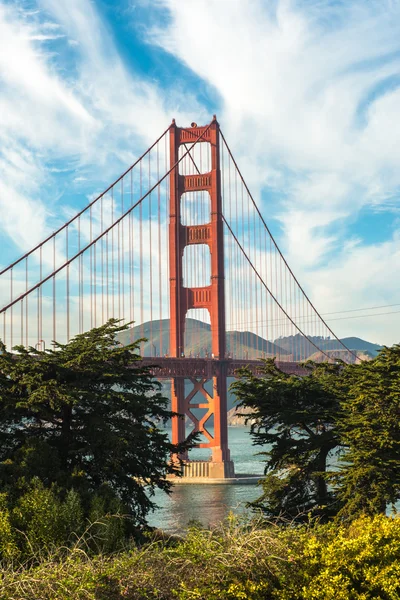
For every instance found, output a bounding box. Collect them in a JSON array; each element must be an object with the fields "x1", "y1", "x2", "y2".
[
  {"x1": 0, "y1": 493, "x2": 19, "y2": 561},
  {"x1": 295, "y1": 514, "x2": 400, "y2": 600},
  {"x1": 12, "y1": 480, "x2": 66, "y2": 553},
  {"x1": 1, "y1": 514, "x2": 399, "y2": 599},
  {"x1": 0, "y1": 480, "x2": 129, "y2": 563}
]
